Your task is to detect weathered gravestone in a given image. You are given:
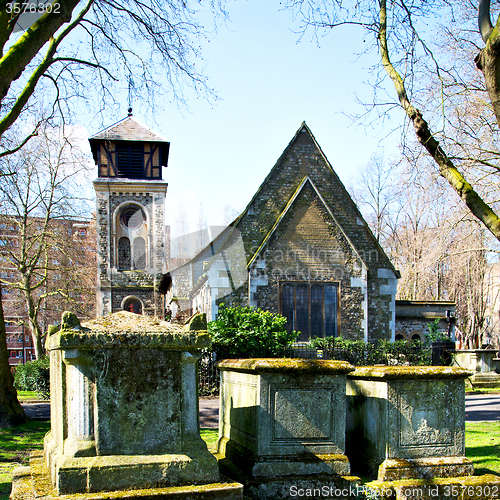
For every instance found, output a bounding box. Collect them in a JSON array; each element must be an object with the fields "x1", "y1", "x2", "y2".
[
  {"x1": 217, "y1": 358, "x2": 359, "y2": 500},
  {"x1": 346, "y1": 365, "x2": 500, "y2": 499},
  {"x1": 346, "y1": 365, "x2": 475, "y2": 481},
  {"x1": 11, "y1": 311, "x2": 243, "y2": 499}
]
